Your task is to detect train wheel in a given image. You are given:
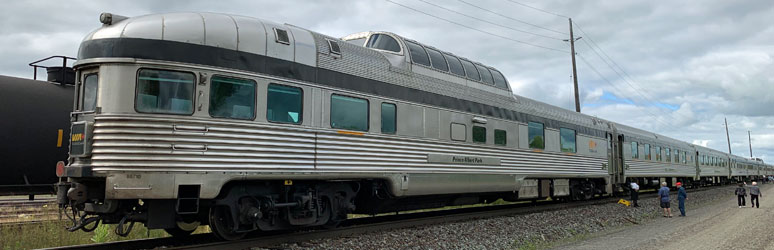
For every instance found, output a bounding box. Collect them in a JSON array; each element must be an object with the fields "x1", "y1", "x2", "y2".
[
  {"x1": 164, "y1": 221, "x2": 200, "y2": 237},
  {"x1": 209, "y1": 206, "x2": 246, "y2": 241}
]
